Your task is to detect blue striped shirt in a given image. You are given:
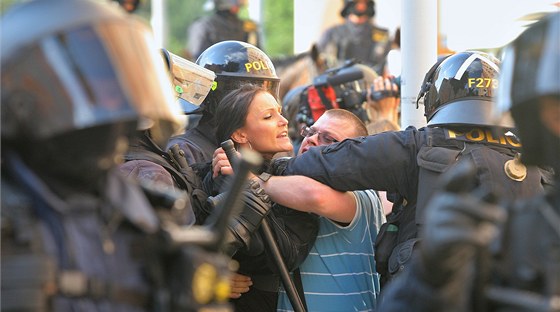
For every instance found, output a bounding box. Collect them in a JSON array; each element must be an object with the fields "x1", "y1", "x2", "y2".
[{"x1": 278, "y1": 190, "x2": 386, "y2": 312}]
